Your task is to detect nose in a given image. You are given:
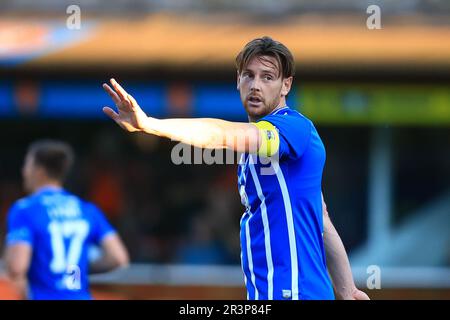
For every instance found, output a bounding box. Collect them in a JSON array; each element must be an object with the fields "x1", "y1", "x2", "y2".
[{"x1": 250, "y1": 76, "x2": 261, "y2": 92}]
